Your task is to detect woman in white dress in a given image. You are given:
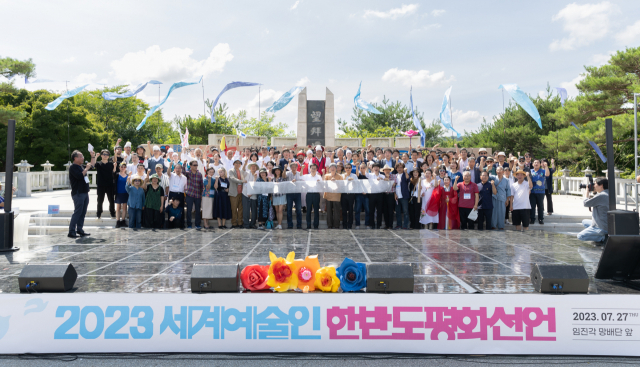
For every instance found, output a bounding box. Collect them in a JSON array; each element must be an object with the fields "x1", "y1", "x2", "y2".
[
  {"x1": 208, "y1": 153, "x2": 225, "y2": 178},
  {"x1": 419, "y1": 167, "x2": 439, "y2": 228}
]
